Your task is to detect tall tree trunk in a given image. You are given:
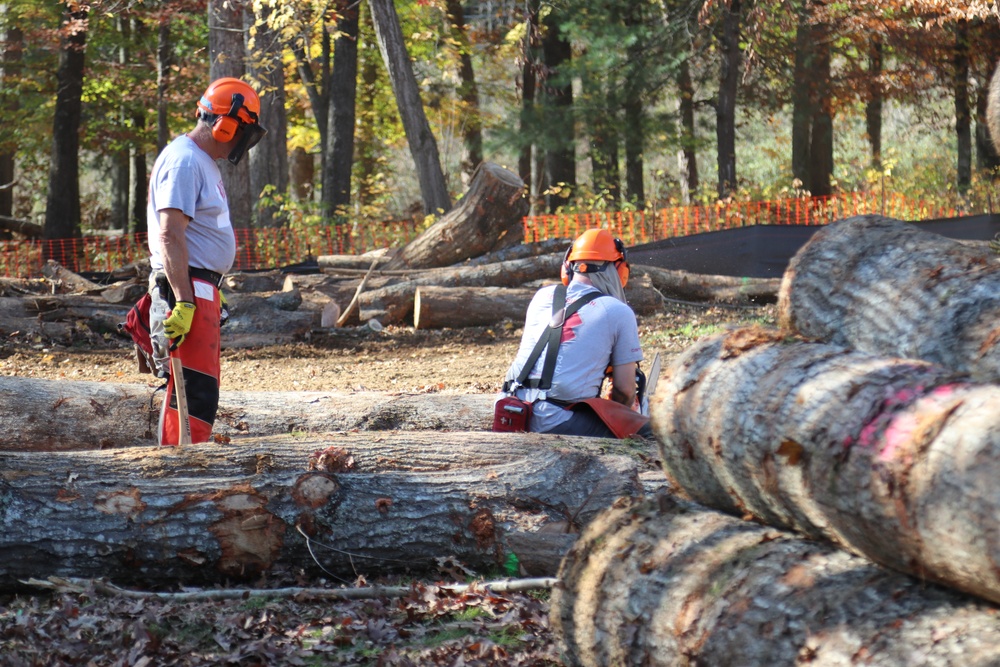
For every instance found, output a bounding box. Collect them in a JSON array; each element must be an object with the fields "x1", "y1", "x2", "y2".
[
  {"x1": 778, "y1": 214, "x2": 1000, "y2": 381},
  {"x1": 652, "y1": 326, "x2": 1000, "y2": 606},
  {"x1": 554, "y1": 495, "x2": 1000, "y2": 667},
  {"x1": 155, "y1": 15, "x2": 170, "y2": 154},
  {"x1": 677, "y1": 57, "x2": 698, "y2": 204},
  {"x1": 0, "y1": 16, "x2": 22, "y2": 226},
  {"x1": 977, "y1": 80, "x2": 1000, "y2": 175},
  {"x1": 110, "y1": 15, "x2": 131, "y2": 233},
  {"x1": 44, "y1": 2, "x2": 87, "y2": 269},
  {"x1": 518, "y1": 0, "x2": 539, "y2": 213},
  {"x1": 866, "y1": 36, "x2": 883, "y2": 170},
  {"x1": 790, "y1": 1, "x2": 813, "y2": 187},
  {"x1": 807, "y1": 21, "x2": 833, "y2": 197},
  {"x1": 208, "y1": 0, "x2": 253, "y2": 233},
  {"x1": 622, "y1": 1, "x2": 645, "y2": 207},
  {"x1": 955, "y1": 21, "x2": 972, "y2": 194},
  {"x1": 445, "y1": 0, "x2": 483, "y2": 184},
  {"x1": 541, "y1": 8, "x2": 574, "y2": 213},
  {"x1": 355, "y1": 16, "x2": 380, "y2": 213},
  {"x1": 130, "y1": 133, "x2": 147, "y2": 234},
  {"x1": 322, "y1": 0, "x2": 359, "y2": 226},
  {"x1": 716, "y1": 0, "x2": 741, "y2": 199},
  {"x1": 368, "y1": 0, "x2": 452, "y2": 215},
  {"x1": 247, "y1": 2, "x2": 289, "y2": 229}
]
